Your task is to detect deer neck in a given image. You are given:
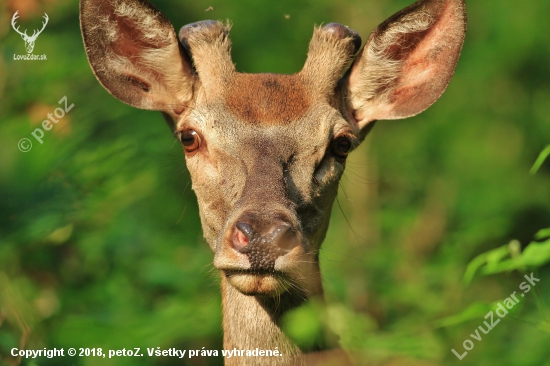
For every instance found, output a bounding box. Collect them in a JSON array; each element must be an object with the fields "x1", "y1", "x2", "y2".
[{"x1": 220, "y1": 272, "x2": 324, "y2": 364}]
